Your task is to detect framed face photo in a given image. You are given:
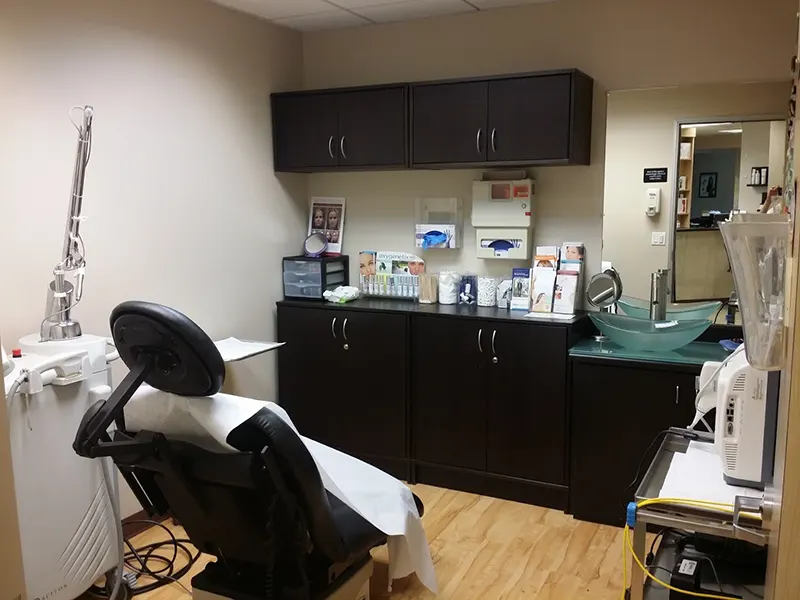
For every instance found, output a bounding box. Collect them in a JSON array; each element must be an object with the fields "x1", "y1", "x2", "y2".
[
  {"x1": 307, "y1": 197, "x2": 345, "y2": 255},
  {"x1": 698, "y1": 173, "x2": 718, "y2": 198}
]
